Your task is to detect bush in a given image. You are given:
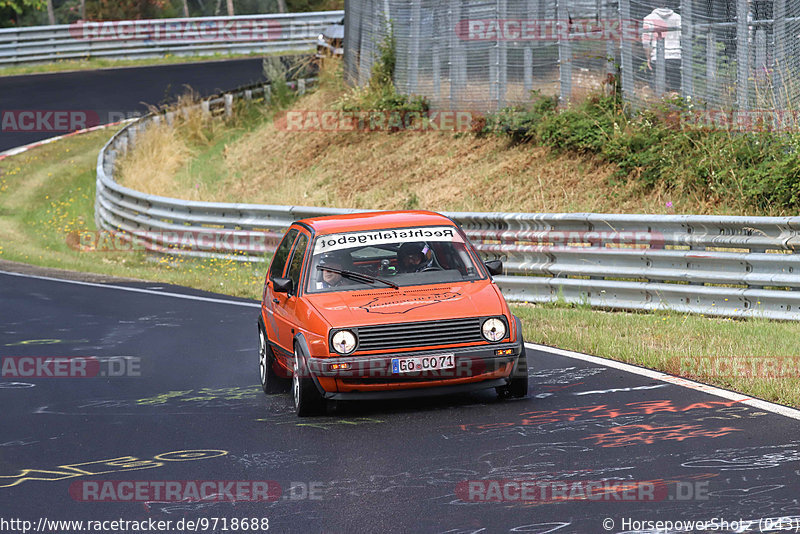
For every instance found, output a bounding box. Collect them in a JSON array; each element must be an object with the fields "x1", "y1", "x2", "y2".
[
  {"x1": 483, "y1": 92, "x2": 800, "y2": 214},
  {"x1": 337, "y1": 24, "x2": 429, "y2": 114}
]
